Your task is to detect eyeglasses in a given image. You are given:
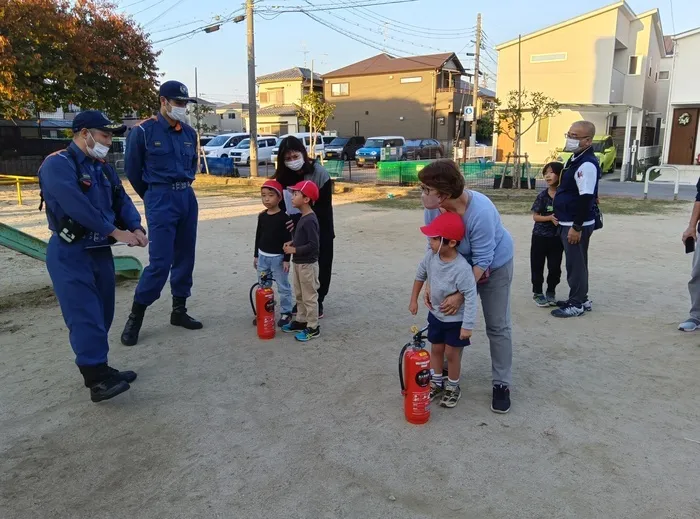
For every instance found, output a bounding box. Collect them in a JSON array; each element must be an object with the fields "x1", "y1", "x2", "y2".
[
  {"x1": 565, "y1": 133, "x2": 593, "y2": 140},
  {"x1": 419, "y1": 185, "x2": 436, "y2": 195}
]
